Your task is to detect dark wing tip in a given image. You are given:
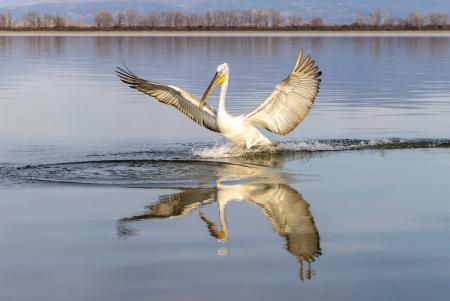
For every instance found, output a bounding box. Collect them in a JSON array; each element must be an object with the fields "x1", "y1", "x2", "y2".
[
  {"x1": 115, "y1": 66, "x2": 147, "y2": 89},
  {"x1": 315, "y1": 70, "x2": 322, "y2": 79}
]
